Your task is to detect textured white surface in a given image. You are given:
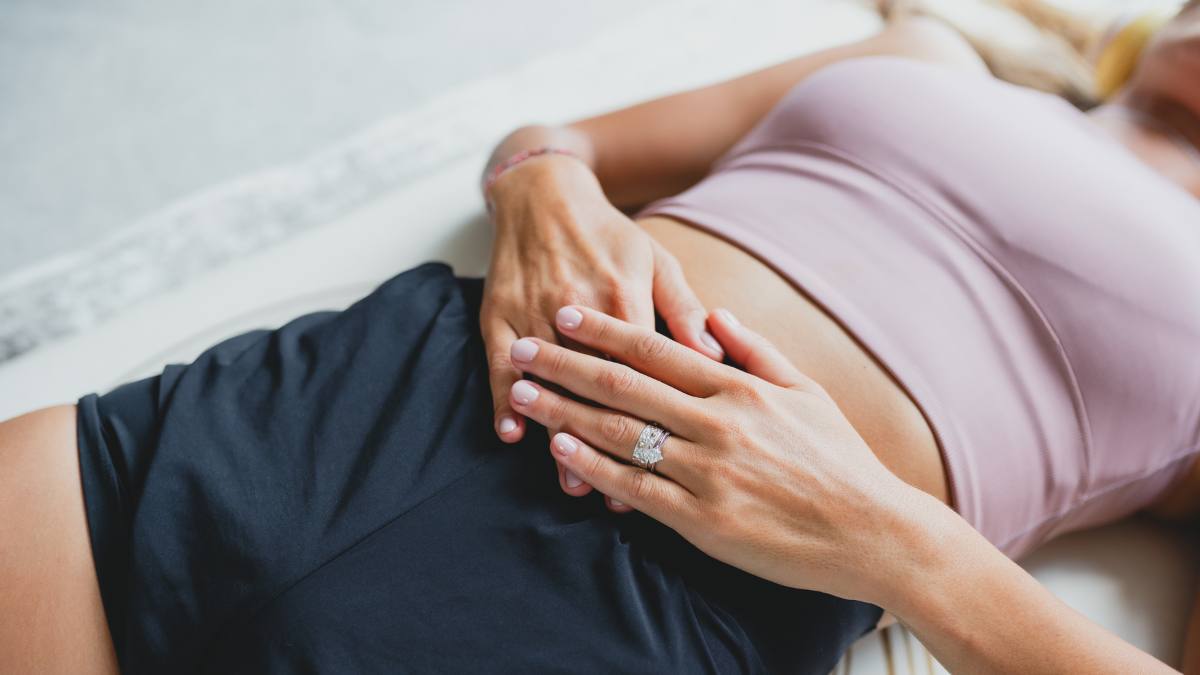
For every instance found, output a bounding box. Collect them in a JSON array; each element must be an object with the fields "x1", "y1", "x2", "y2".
[
  {"x1": 0, "y1": 0, "x2": 1193, "y2": 671},
  {"x1": 0, "y1": 0, "x2": 878, "y2": 363},
  {"x1": 0, "y1": 0, "x2": 659, "y2": 275}
]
